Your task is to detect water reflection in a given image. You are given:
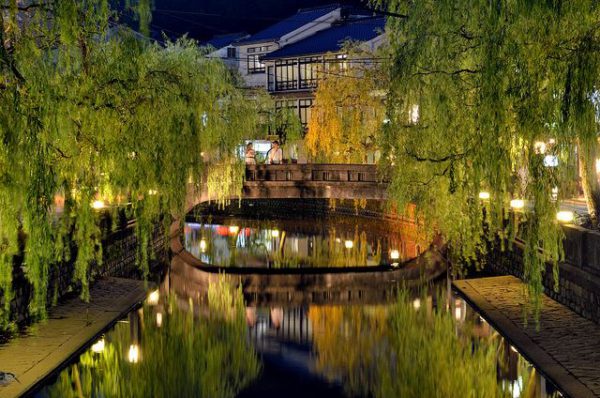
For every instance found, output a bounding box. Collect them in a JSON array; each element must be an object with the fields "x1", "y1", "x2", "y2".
[
  {"x1": 37, "y1": 273, "x2": 562, "y2": 398},
  {"x1": 37, "y1": 281, "x2": 259, "y2": 398},
  {"x1": 246, "y1": 290, "x2": 563, "y2": 398},
  {"x1": 183, "y1": 218, "x2": 422, "y2": 268}
]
